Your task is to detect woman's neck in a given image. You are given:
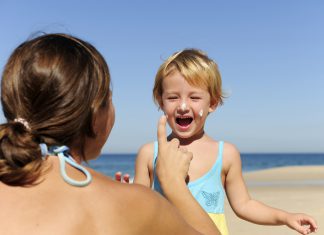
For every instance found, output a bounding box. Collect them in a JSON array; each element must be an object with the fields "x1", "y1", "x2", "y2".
[{"x1": 69, "y1": 148, "x2": 83, "y2": 164}]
